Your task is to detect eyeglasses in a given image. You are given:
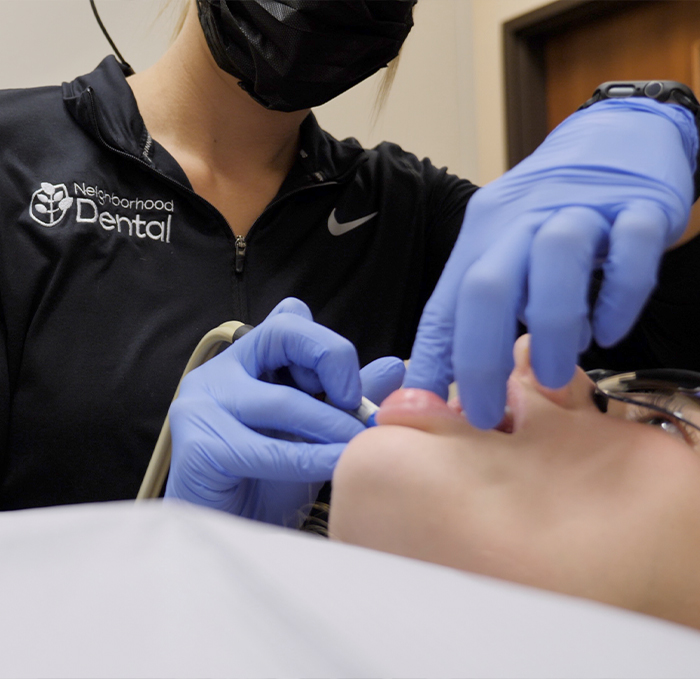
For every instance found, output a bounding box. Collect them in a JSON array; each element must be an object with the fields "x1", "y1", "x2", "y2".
[{"x1": 586, "y1": 369, "x2": 700, "y2": 440}]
